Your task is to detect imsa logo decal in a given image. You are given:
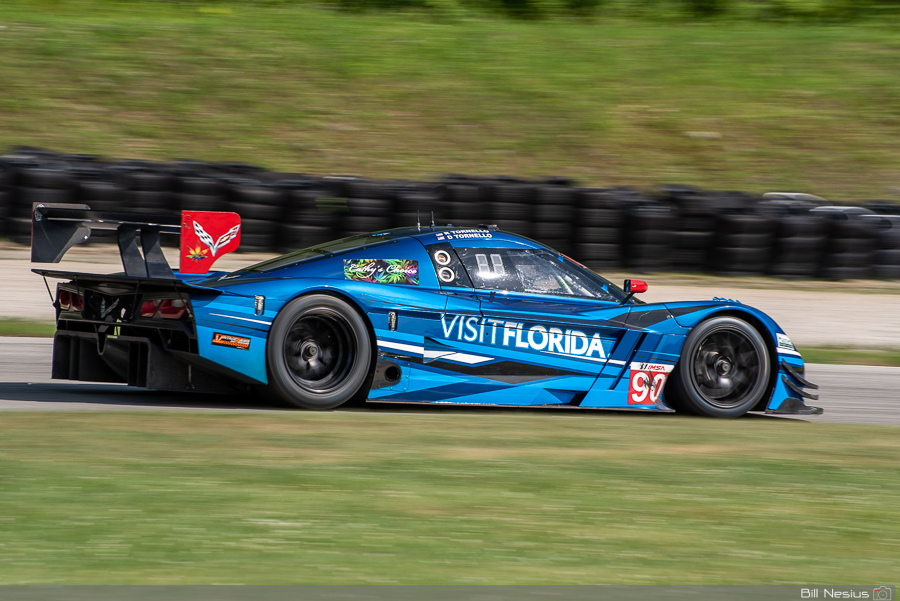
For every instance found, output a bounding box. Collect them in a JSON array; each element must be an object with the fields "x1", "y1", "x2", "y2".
[{"x1": 212, "y1": 332, "x2": 251, "y2": 351}]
